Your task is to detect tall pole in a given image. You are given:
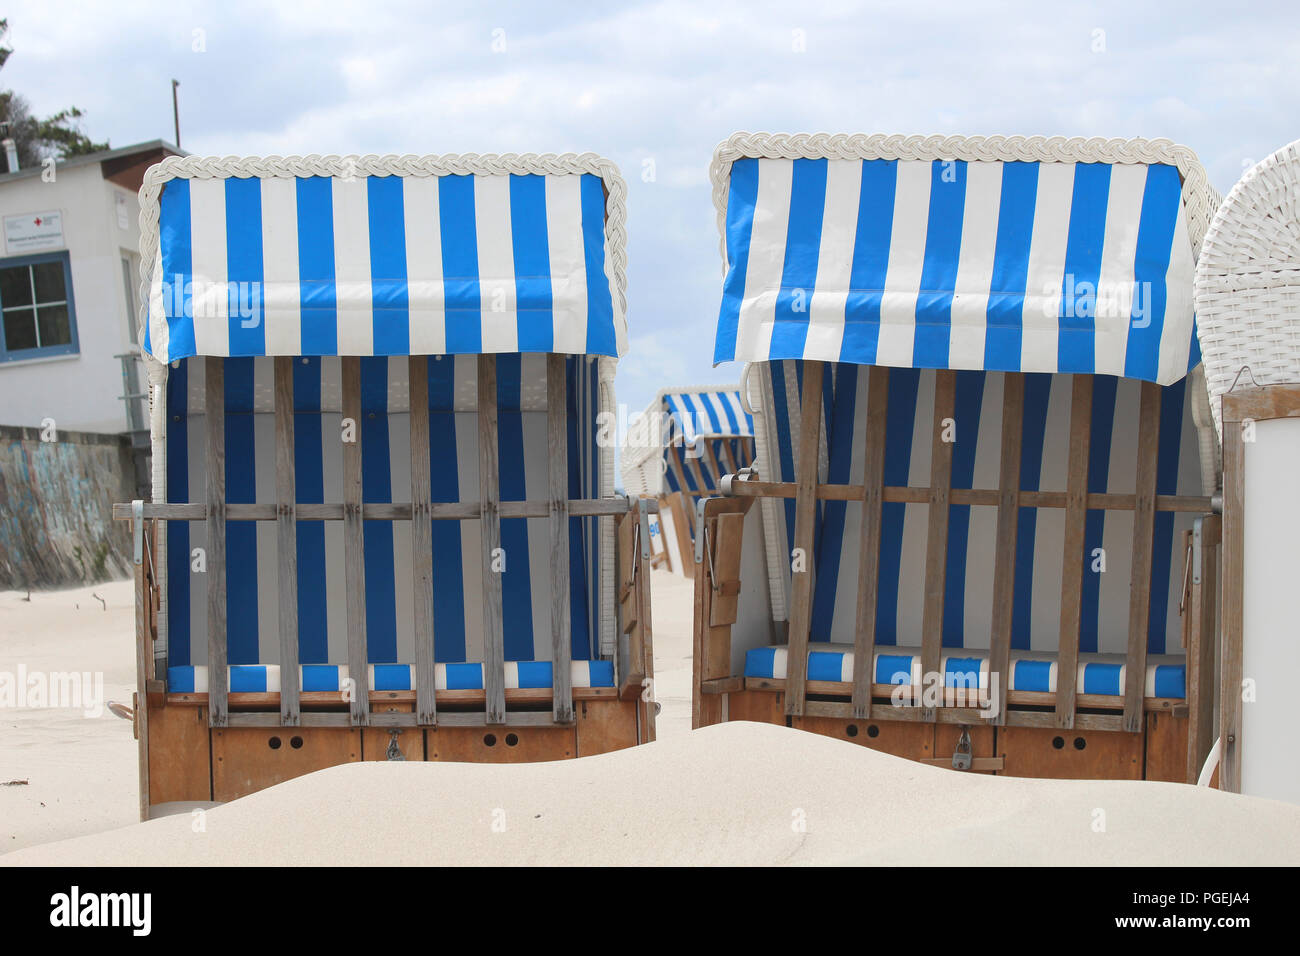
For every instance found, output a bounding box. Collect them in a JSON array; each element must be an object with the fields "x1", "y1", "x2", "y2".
[{"x1": 171, "y1": 79, "x2": 181, "y2": 149}]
